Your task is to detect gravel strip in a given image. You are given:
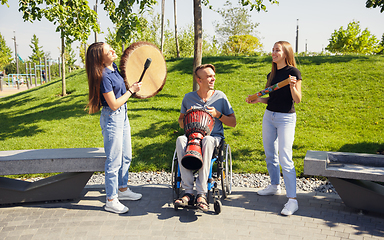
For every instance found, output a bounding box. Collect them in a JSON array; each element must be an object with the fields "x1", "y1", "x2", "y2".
[{"x1": 87, "y1": 172, "x2": 337, "y2": 194}]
